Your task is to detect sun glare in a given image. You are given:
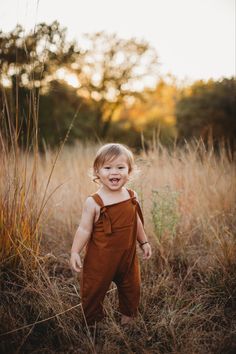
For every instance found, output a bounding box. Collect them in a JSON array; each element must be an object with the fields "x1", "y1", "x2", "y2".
[
  {"x1": 1, "y1": 76, "x2": 11, "y2": 87},
  {"x1": 56, "y1": 68, "x2": 80, "y2": 88}
]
